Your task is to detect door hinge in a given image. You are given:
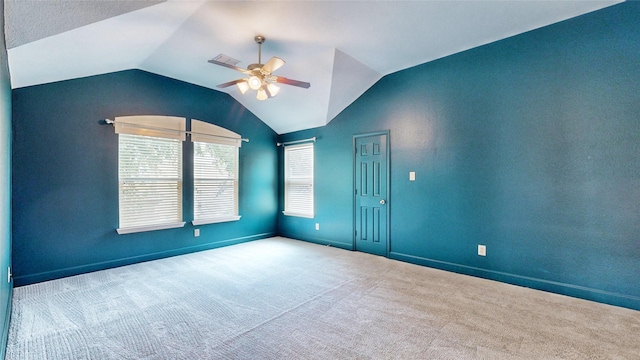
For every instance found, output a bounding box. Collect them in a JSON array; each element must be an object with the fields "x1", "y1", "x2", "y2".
[
  {"x1": 355, "y1": 230, "x2": 357, "y2": 237},
  {"x1": 355, "y1": 189, "x2": 358, "y2": 195}
]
